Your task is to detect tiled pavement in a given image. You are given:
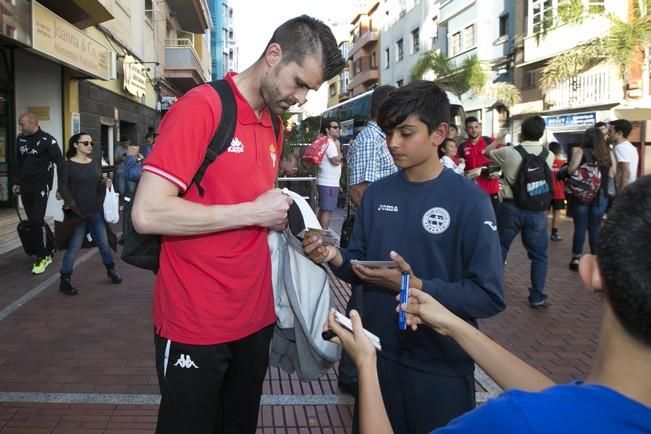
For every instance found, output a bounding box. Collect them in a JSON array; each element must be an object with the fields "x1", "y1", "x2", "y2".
[{"x1": 0, "y1": 211, "x2": 600, "y2": 433}]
